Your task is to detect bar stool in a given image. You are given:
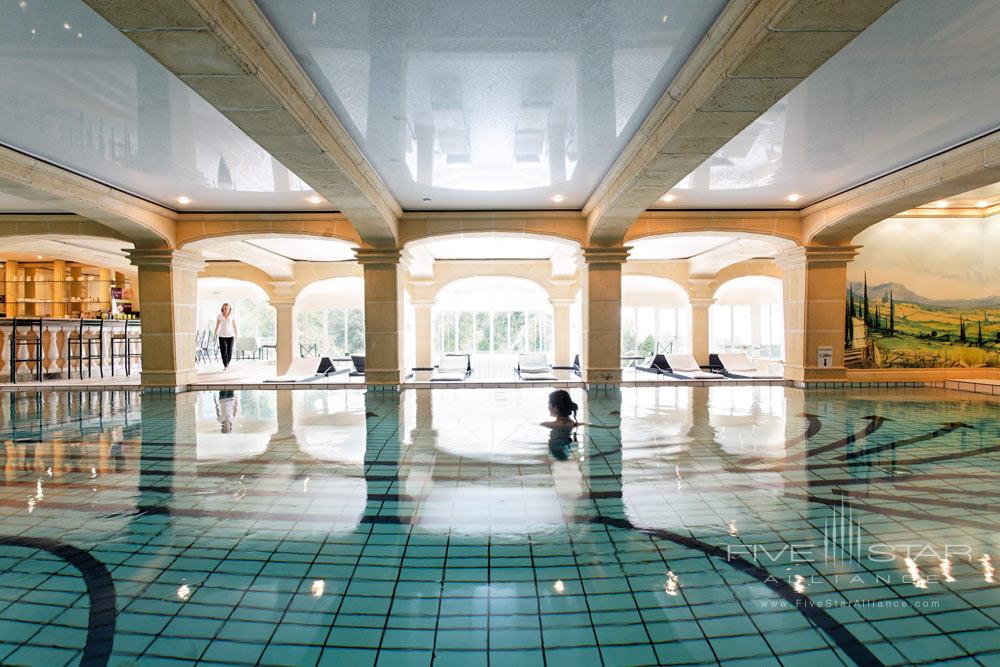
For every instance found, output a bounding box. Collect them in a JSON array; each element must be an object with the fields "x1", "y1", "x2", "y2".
[
  {"x1": 110, "y1": 319, "x2": 141, "y2": 376},
  {"x1": 9, "y1": 318, "x2": 44, "y2": 383},
  {"x1": 67, "y1": 319, "x2": 104, "y2": 380}
]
